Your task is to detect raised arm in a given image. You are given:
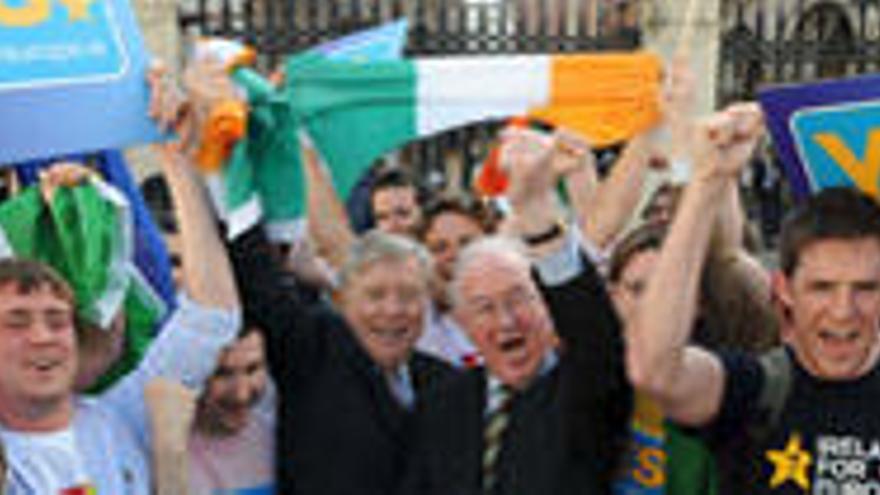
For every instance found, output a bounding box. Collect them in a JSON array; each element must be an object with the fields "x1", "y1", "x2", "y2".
[
  {"x1": 301, "y1": 132, "x2": 356, "y2": 272},
  {"x1": 576, "y1": 52, "x2": 697, "y2": 251},
  {"x1": 702, "y1": 178, "x2": 779, "y2": 352},
  {"x1": 579, "y1": 133, "x2": 656, "y2": 250},
  {"x1": 498, "y1": 125, "x2": 630, "y2": 477},
  {"x1": 144, "y1": 60, "x2": 240, "y2": 310},
  {"x1": 164, "y1": 62, "x2": 324, "y2": 381},
  {"x1": 498, "y1": 127, "x2": 570, "y2": 259},
  {"x1": 626, "y1": 103, "x2": 764, "y2": 426},
  {"x1": 97, "y1": 65, "x2": 242, "y2": 450}
]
